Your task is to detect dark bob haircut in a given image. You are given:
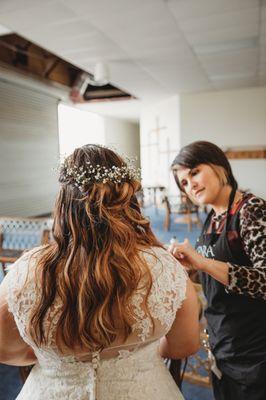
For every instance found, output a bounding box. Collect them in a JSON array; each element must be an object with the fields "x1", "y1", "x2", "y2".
[{"x1": 171, "y1": 141, "x2": 238, "y2": 192}]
